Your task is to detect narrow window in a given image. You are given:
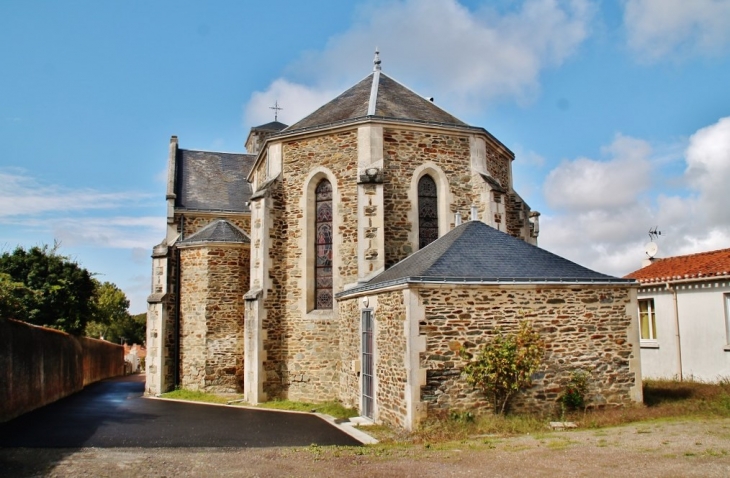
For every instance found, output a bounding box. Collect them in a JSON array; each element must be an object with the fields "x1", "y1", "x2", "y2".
[
  {"x1": 315, "y1": 179, "x2": 333, "y2": 309},
  {"x1": 418, "y1": 175, "x2": 438, "y2": 249},
  {"x1": 639, "y1": 298, "x2": 657, "y2": 340}
]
